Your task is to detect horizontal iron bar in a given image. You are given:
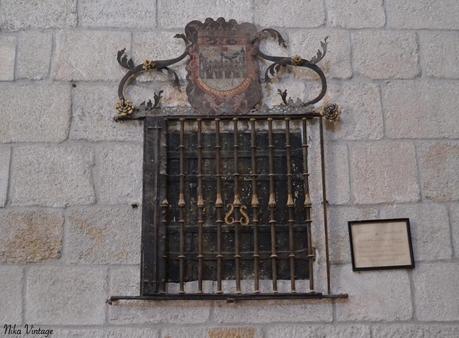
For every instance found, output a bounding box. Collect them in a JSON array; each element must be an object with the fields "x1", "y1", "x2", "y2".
[
  {"x1": 107, "y1": 292, "x2": 348, "y2": 303},
  {"x1": 157, "y1": 112, "x2": 322, "y2": 121}
]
